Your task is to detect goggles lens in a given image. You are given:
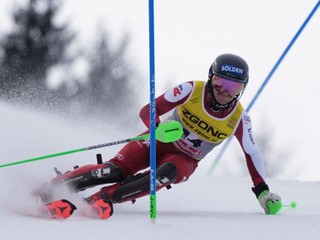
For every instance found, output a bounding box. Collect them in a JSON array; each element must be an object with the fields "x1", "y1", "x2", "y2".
[{"x1": 212, "y1": 76, "x2": 244, "y2": 96}]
